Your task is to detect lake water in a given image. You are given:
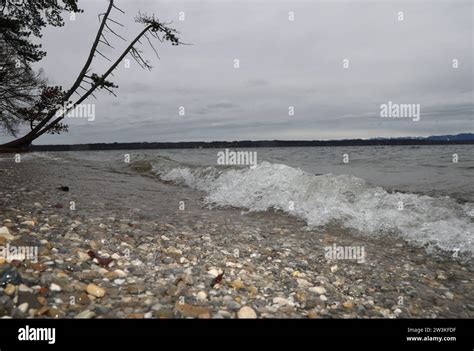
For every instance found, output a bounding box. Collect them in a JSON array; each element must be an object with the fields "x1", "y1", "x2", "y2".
[{"x1": 5, "y1": 145, "x2": 473, "y2": 255}]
